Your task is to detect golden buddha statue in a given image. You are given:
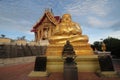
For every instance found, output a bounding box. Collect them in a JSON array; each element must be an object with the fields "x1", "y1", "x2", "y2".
[
  {"x1": 49, "y1": 14, "x2": 88, "y2": 44},
  {"x1": 46, "y1": 14, "x2": 93, "y2": 56}
]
